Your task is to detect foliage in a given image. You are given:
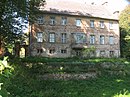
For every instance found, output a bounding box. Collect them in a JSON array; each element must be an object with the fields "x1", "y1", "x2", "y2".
[
  {"x1": 13, "y1": 57, "x2": 128, "y2": 77},
  {"x1": 0, "y1": 0, "x2": 45, "y2": 49},
  {"x1": 1, "y1": 57, "x2": 130, "y2": 96},
  {"x1": 5, "y1": 62, "x2": 130, "y2": 97},
  {"x1": 82, "y1": 46, "x2": 96, "y2": 58},
  {"x1": 21, "y1": 56, "x2": 127, "y2": 63},
  {"x1": 119, "y1": 5, "x2": 130, "y2": 57},
  {"x1": 0, "y1": 58, "x2": 130, "y2": 97},
  {"x1": 0, "y1": 57, "x2": 14, "y2": 97}
]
